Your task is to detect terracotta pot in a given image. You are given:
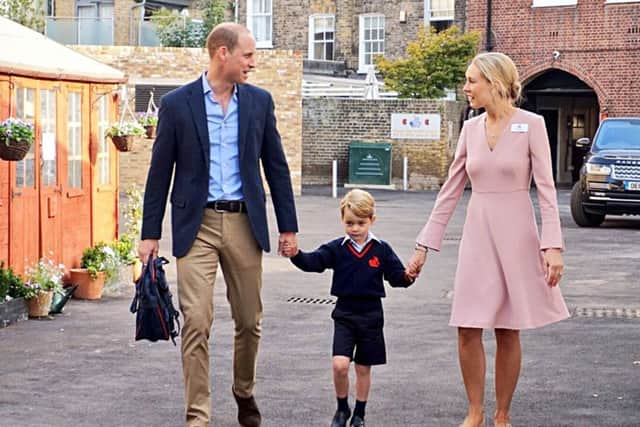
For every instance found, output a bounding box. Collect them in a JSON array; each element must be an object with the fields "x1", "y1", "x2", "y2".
[
  {"x1": 69, "y1": 268, "x2": 106, "y2": 300},
  {"x1": 26, "y1": 291, "x2": 53, "y2": 317},
  {"x1": 144, "y1": 125, "x2": 156, "y2": 139}
]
